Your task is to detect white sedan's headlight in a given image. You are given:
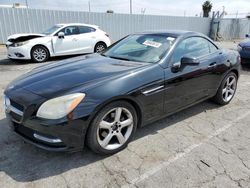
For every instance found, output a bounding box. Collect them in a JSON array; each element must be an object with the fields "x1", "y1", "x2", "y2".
[
  {"x1": 37, "y1": 93, "x2": 85, "y2": 119},
  {"x1": 13, "y1": 41, "x2": 29, "y2": 47}
]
